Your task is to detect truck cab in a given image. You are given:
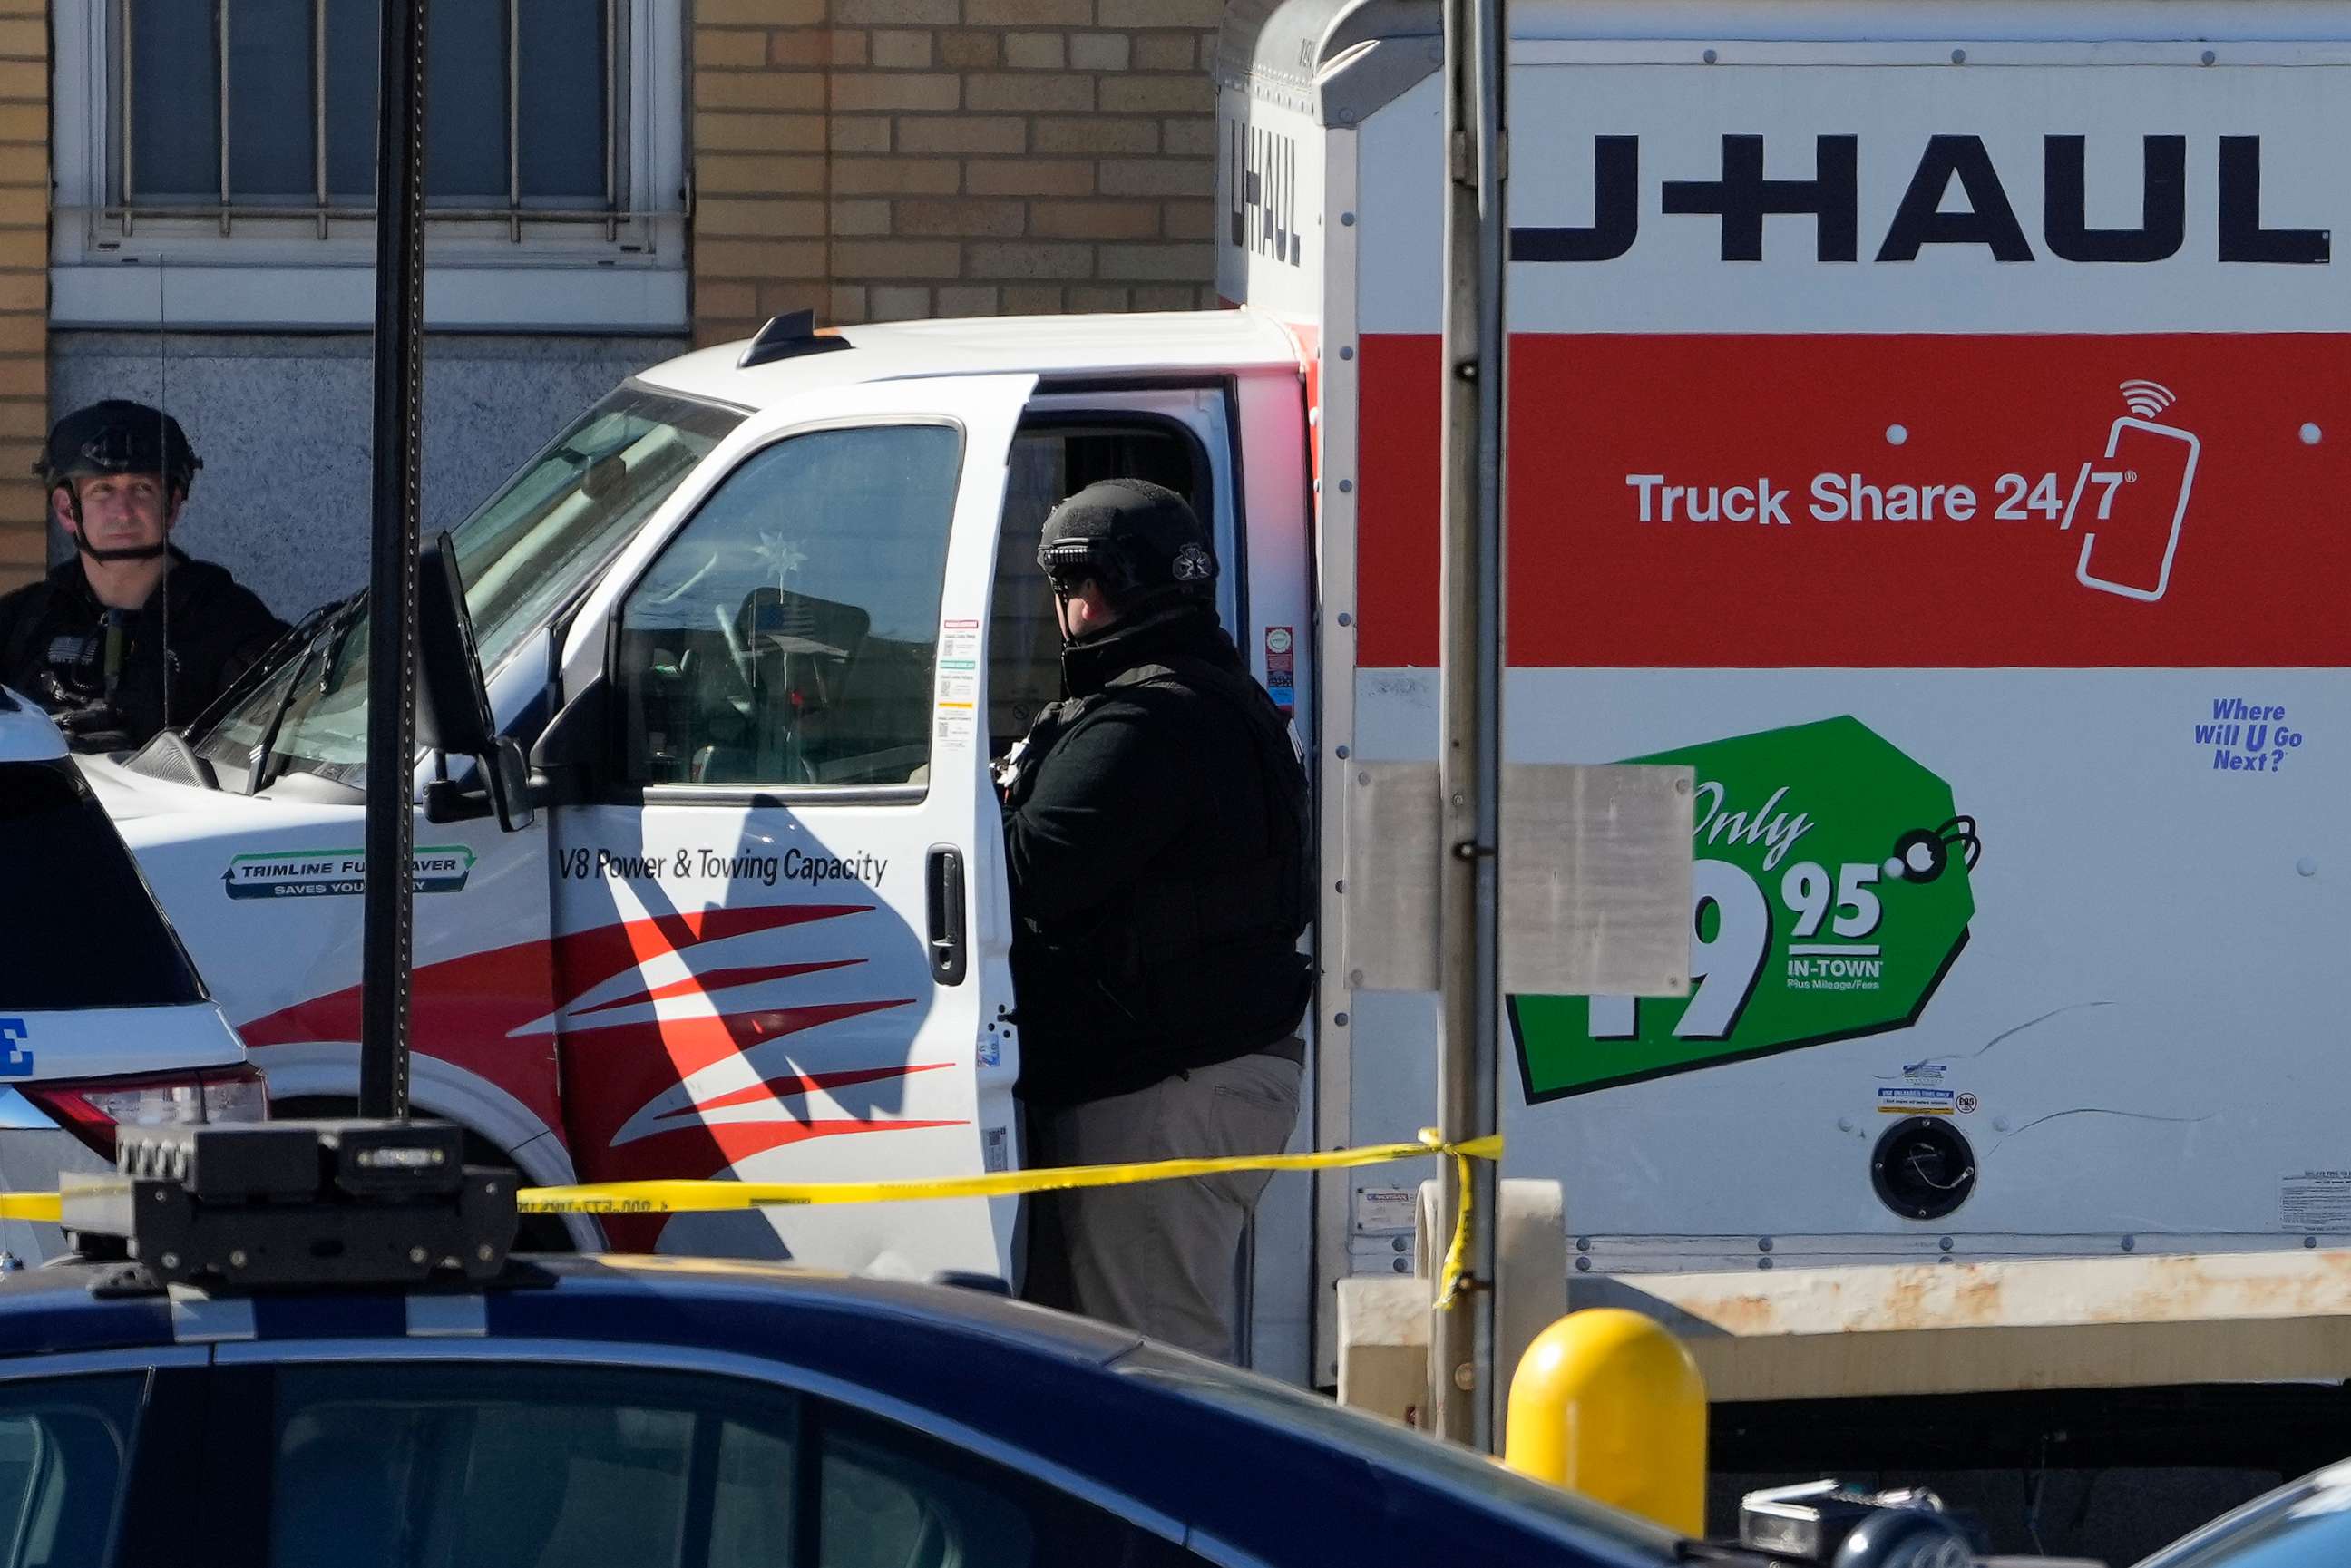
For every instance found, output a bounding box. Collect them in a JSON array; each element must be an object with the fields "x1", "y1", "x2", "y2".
[{"x1": 83, "y1": 311, "x2": 1316, "y2": 1363}]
